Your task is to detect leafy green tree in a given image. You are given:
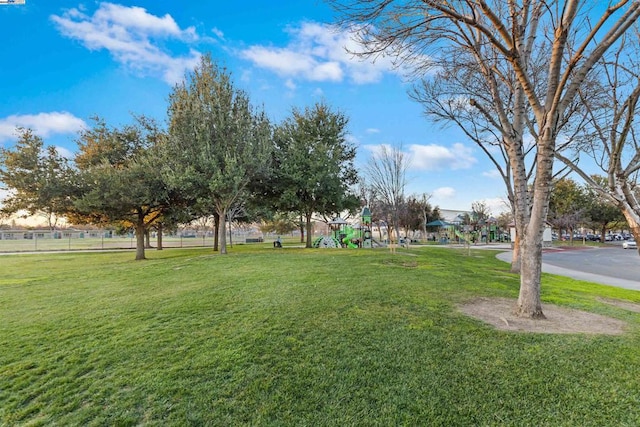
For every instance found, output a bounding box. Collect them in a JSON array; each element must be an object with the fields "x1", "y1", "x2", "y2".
[
  {"x1": 496, "y1": 210, "x2": 514, "y2": 239},
  {"x1": 0, "y1": 128, "x2": 74, "y2": 231},
  {"x1": 399, "y1": 193, "x2": 438, "y2": 240},
  {"x1": 259, "y1": 211, "x2": 299, "y2": 235},
  {"x1": 74, "y1": 118, "x2": 170, "y2": 260},
  {"x1": 548, "y1": 178, "x2": 587, "y2": 241},
  {"x1": 583, "y1": 177, "x2": 625, "y2": 241},
  {"x1": 274, "y1": 102, "x2": 359, "y2": 248},
  {"x1": 166, "y1": 55, "x2": 273, "y2": 254}
]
